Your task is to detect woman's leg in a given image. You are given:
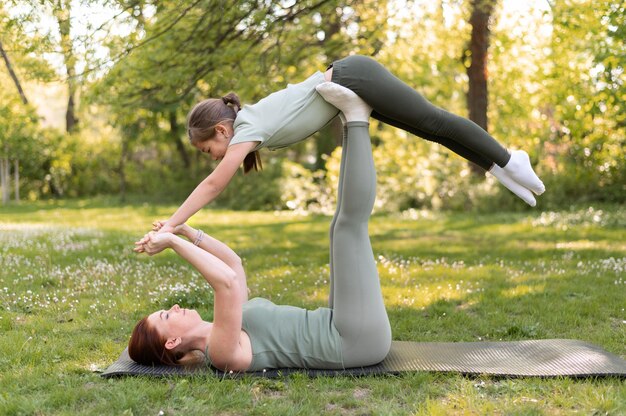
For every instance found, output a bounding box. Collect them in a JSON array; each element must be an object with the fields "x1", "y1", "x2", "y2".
[
  {"x1": 327, "y1": 122, "x2": 348, "y2": 308},
  {"x1": 330, "y1": 121, "x2": 391, "y2": 368}
]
